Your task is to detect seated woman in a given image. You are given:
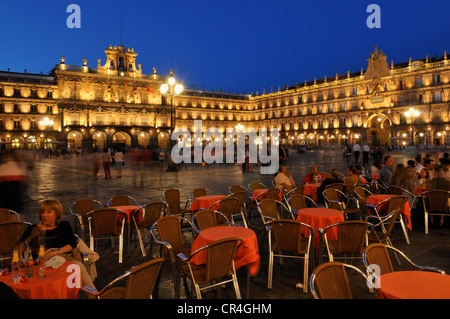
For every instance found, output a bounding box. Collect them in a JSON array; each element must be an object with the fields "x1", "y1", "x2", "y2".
[
  {"x1": 16, "y1": 199, "x2": 96, "y2": 290},
  {"x1": 344, "y1": 166, "x2": 360, "y2": 197},
  {"x1": 399, "y1": 166, "x2": 418, "y2": 194},
  {"x1": 316, "y1": 168, "x2": 343, "y2": 205},
  {"x1": 416, "y1": 168, "x2": 431, "y2": 188},
  {"x1": 390, "y1": 164, "x2": 405, "y2": 187}
]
